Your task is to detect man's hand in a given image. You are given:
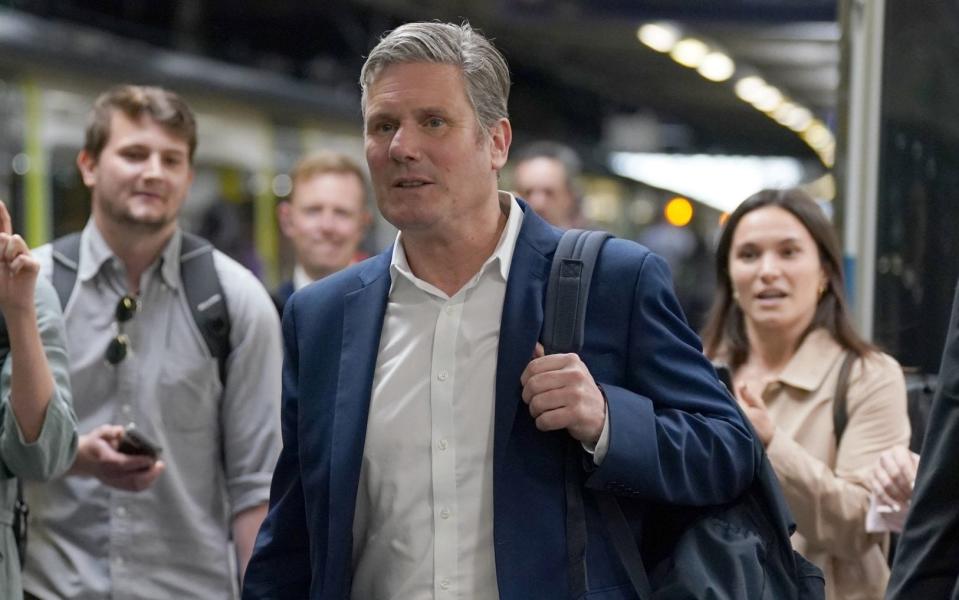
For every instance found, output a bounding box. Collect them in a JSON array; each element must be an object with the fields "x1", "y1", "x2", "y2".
[
  {"x1": 737, "y1": 383, "x2": 775, "y2": 447},
  {"x1": 520, "y1": 343, "x2": 606, "y2": 445},
  {"x1": 70, "y1": 425, "x2": 165, "y2": 492},
  {"x1": 0, "y1": 200, "x2": 39, "y2": 315},
  {"x1": 869, "y1": 445, "x2": 919, "y2": 510}
]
